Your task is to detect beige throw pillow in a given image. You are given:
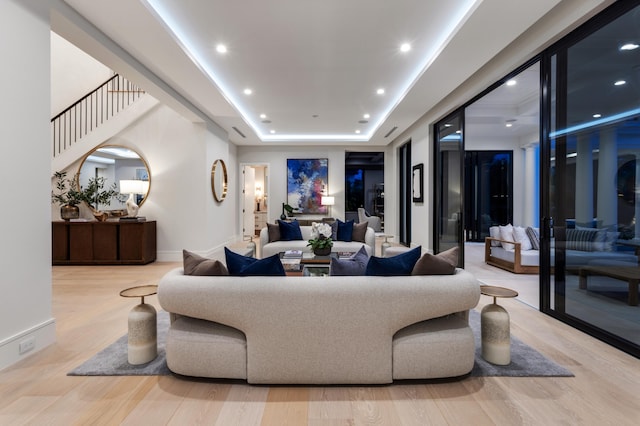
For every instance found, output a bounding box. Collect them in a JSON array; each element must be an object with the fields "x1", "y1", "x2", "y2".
[
  {"x1": 411, "y1": 247, "x2": 458, "y2": 275},
  {"x1": 183, "y1": 250, "x2": 229, "y2": 276}
]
